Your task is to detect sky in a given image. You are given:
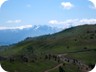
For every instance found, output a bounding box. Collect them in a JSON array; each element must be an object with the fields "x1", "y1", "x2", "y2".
[{"x1": 0, "y1": 0, "x2": 96, "y2": 29}]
